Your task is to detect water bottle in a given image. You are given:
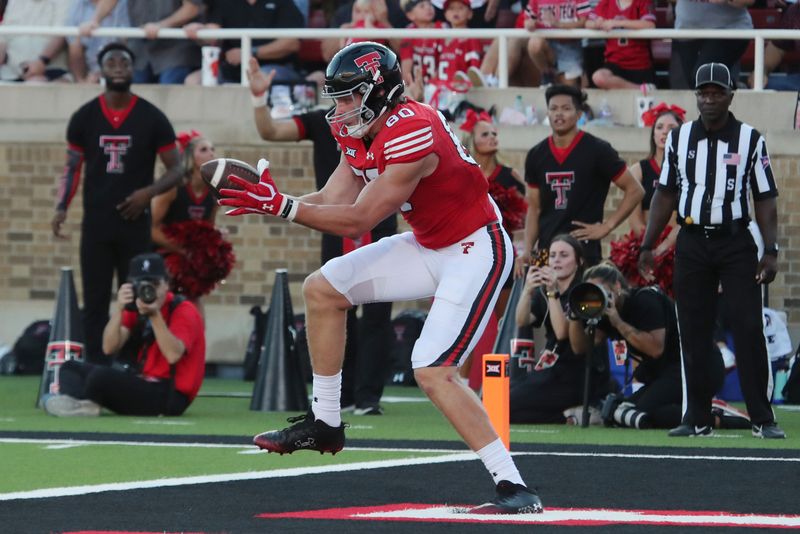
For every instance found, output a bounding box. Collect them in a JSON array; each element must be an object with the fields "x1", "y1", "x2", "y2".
[
  {"x1": 598, "y1": 99, "x2": 613, "y2": 126},
  {"x1": 514, "y1": 95, "x2": 525, "y2": 117},
  {"x1": 526, "y1": 105, "x2": 538, "y2": 125}
]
